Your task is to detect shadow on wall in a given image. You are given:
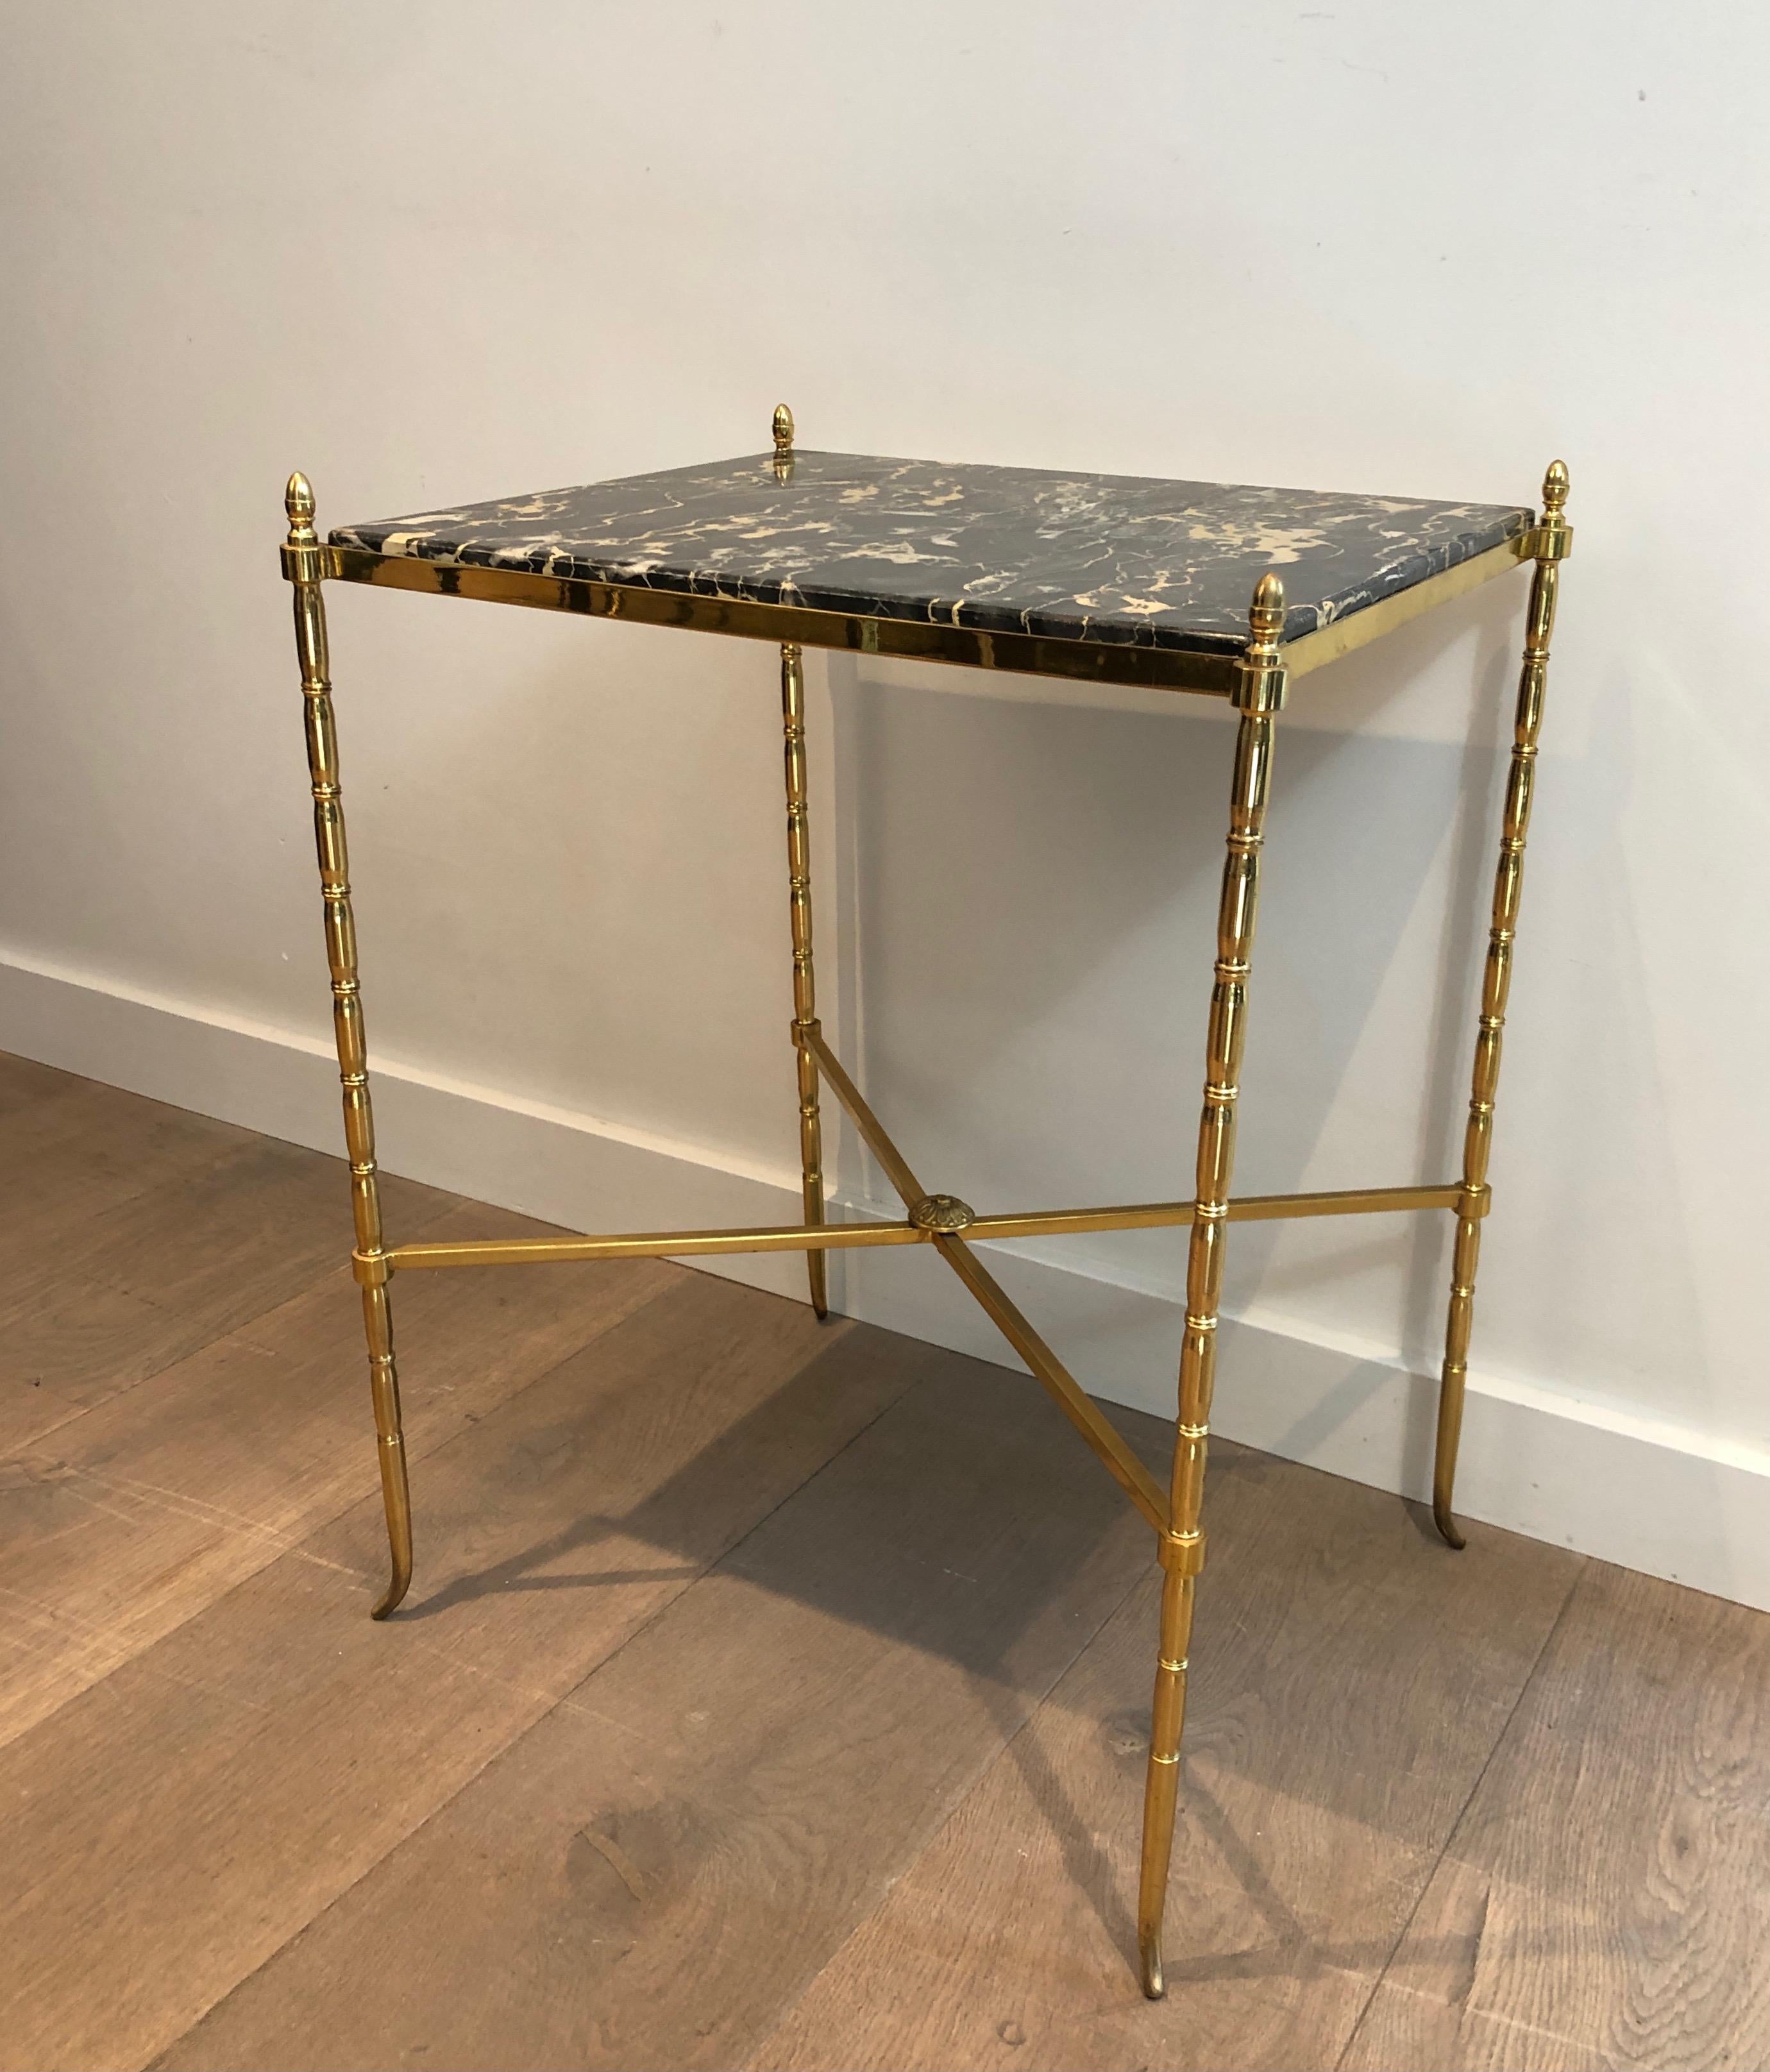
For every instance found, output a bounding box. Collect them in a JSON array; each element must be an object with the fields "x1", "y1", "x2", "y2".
[{"x1": 814, "y1": 578, "x2": 1524, "y2": 1465}]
